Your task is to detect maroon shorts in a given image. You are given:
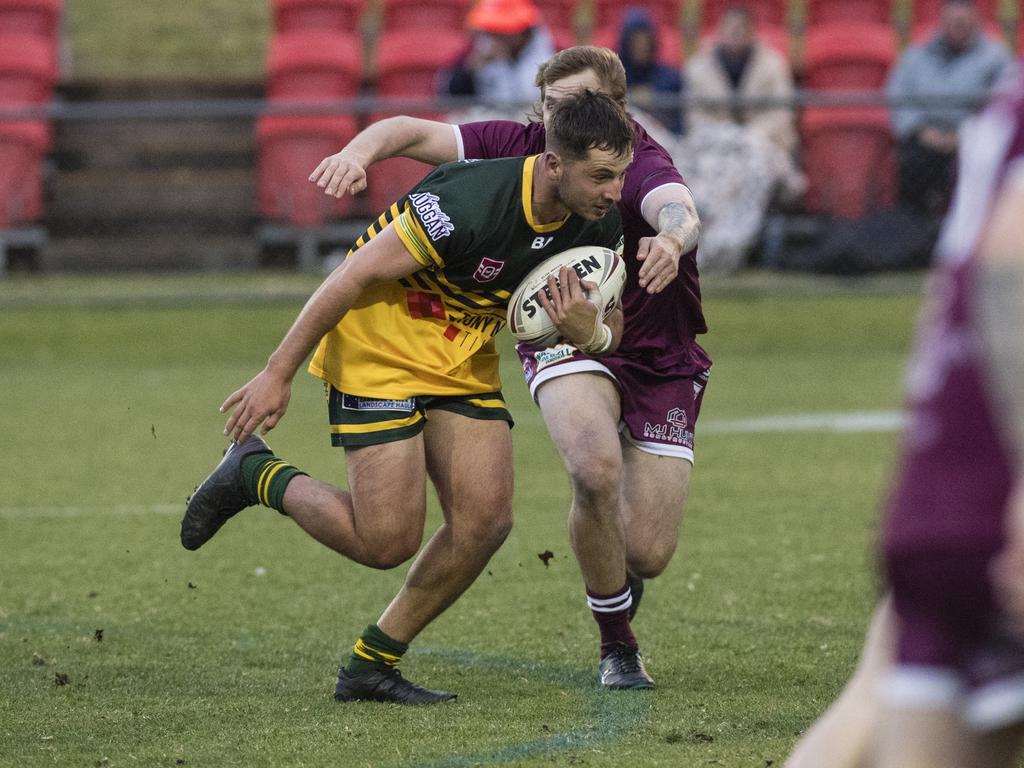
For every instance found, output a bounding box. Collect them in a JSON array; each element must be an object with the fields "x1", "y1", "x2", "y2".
[
  {"x1": 884, "y1": 547, "x2": 1024, "y2": 730},
  {"x1": 517, "y1": 341, "x2": 710, "y2": 463}
]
